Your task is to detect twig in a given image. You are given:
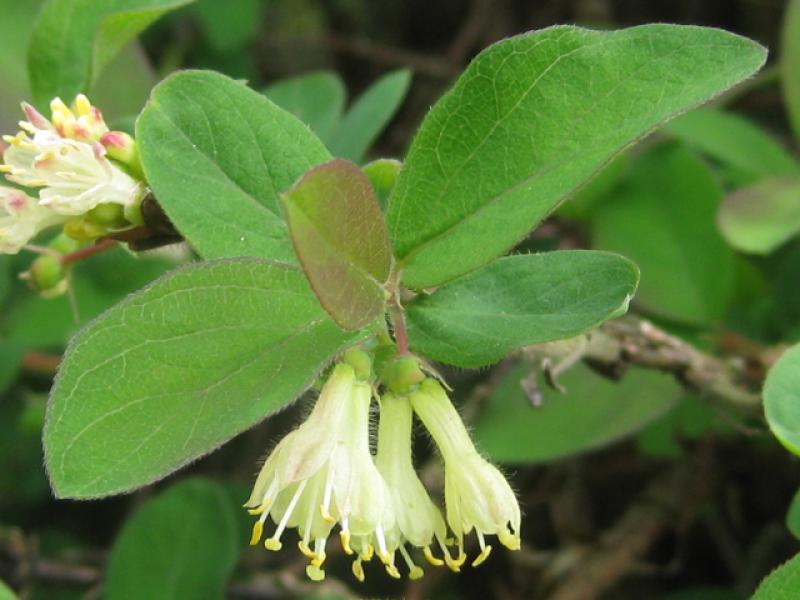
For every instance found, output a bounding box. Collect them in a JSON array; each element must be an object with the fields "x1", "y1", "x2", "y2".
[{"x1": 60, "y1": 239, "x2": 117, "y2": 266}]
